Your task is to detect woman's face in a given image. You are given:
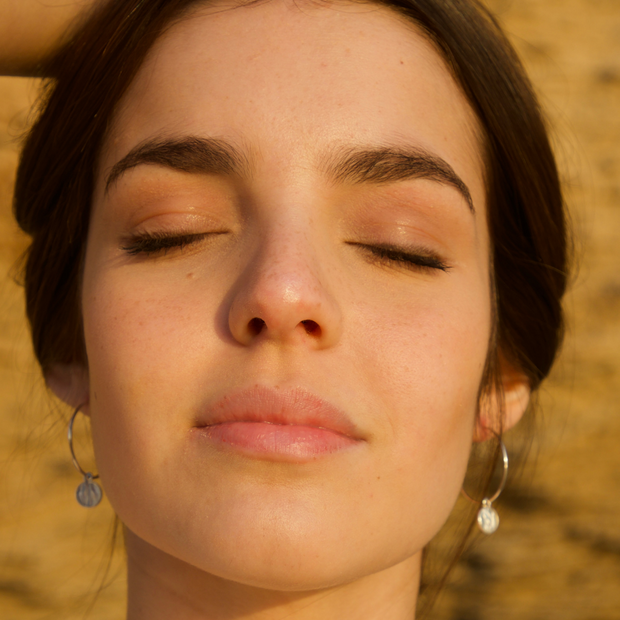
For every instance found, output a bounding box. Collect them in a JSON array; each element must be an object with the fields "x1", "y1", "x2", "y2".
[{"x1": 82, "y1": 0, "x2": 491, "y2": 590}]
